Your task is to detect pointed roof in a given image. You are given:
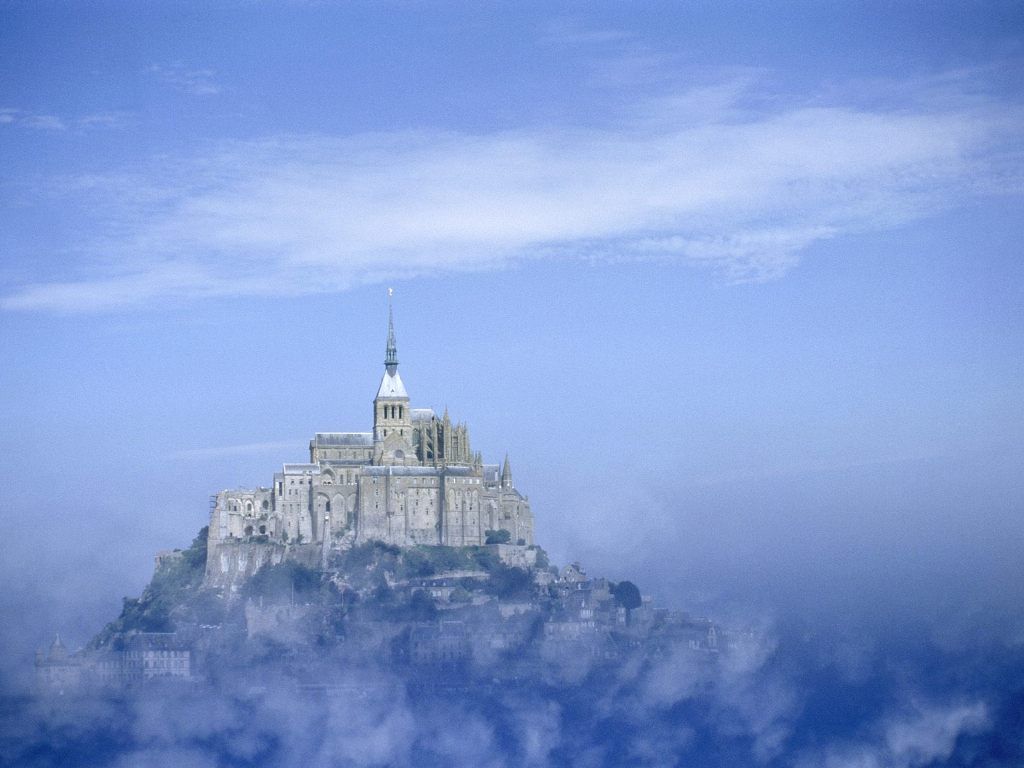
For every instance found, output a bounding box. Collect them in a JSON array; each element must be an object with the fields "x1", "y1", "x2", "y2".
[
  {"x1": 501, "y1": 454, "x2": 512, "y2": 487},
  {"x1": 49, "y1": 633, "x2": 67, "y2": 661},
  {"x1": 376, "y1": 369, "x2": 408, "y2": 399}
]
